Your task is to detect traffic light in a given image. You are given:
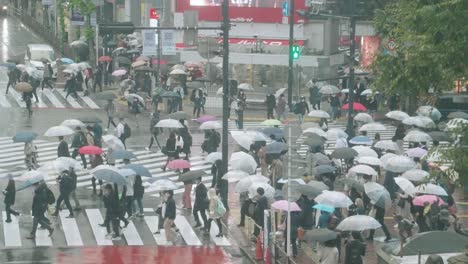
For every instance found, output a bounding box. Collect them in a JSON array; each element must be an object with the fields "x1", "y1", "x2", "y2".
[
  {"x1": 99, "y1": 22, "x2": 135, "y2": 36},
  {"x1": 292, "y1": 45, "x2": 301, "y2": 59}
]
